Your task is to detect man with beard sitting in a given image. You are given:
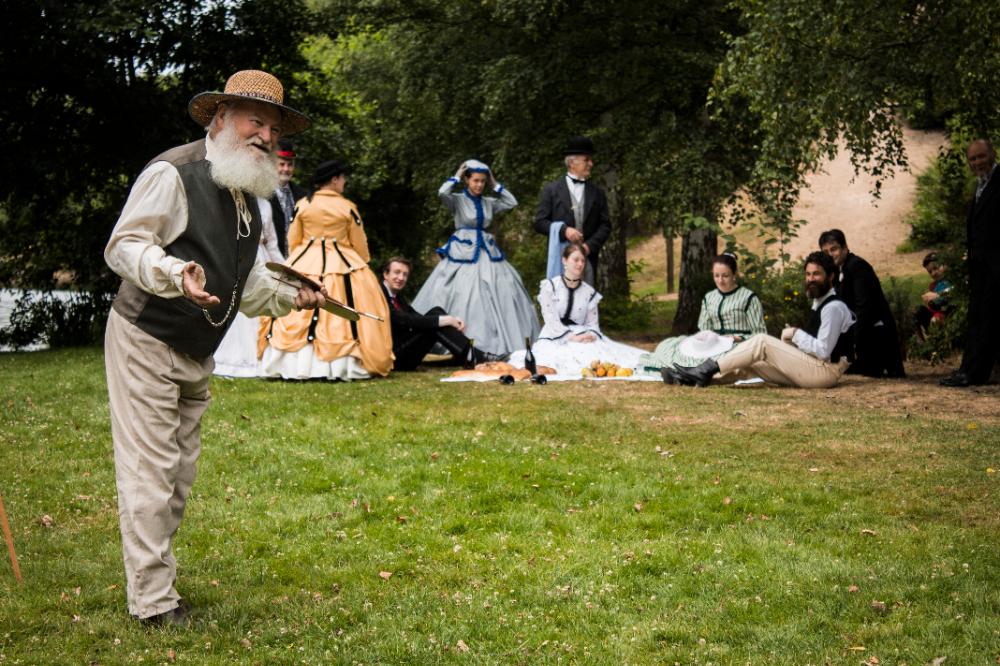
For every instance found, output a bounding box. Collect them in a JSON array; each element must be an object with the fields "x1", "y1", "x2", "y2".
[
  {"x1": 104, "y1": 70, "x2": 327, "y2": 627},
  {"x1": 666, "y1": 251, "x2": 856, "y2": 389}
]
